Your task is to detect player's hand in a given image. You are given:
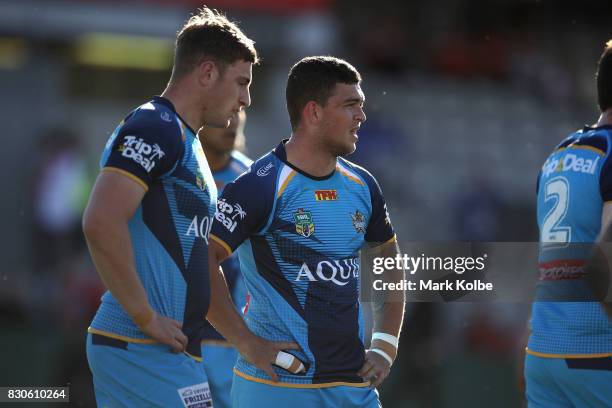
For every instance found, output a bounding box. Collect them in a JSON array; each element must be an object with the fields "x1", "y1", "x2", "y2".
[
  {"x1": 139, "y1": 312, "x2": 187, "y2": 353},
  {"x1": 358, "y1": 349, "x2": 391, "y2": 388},
  {"x1": 238, "y1": 335, "x2": 300, "y2": 382}
]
